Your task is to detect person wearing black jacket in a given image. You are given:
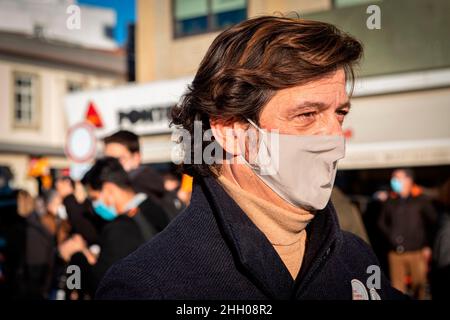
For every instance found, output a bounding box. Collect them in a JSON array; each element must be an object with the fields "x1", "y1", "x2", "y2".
[
  {"x1": 96, "y1": 16, "x2": 405, "y2": 300},
  {"x1": 56, "y1": 177, "x2": 105, "y2": 245},
  {"x1": 103, "y1": 130, "x2": 182, "y2": 219},
  {"x1": 58, "y1": 157, "x2": 169, "y2": 297},
  {"x1": 431, "y1": 178, "x2": 450, "y2": 300},
  {"x1": 0, "y1": 187, "x2": 26, "y2": 299},
  {"x1": 378, "y1": 169, "x2": 438, "y2": 299}
]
